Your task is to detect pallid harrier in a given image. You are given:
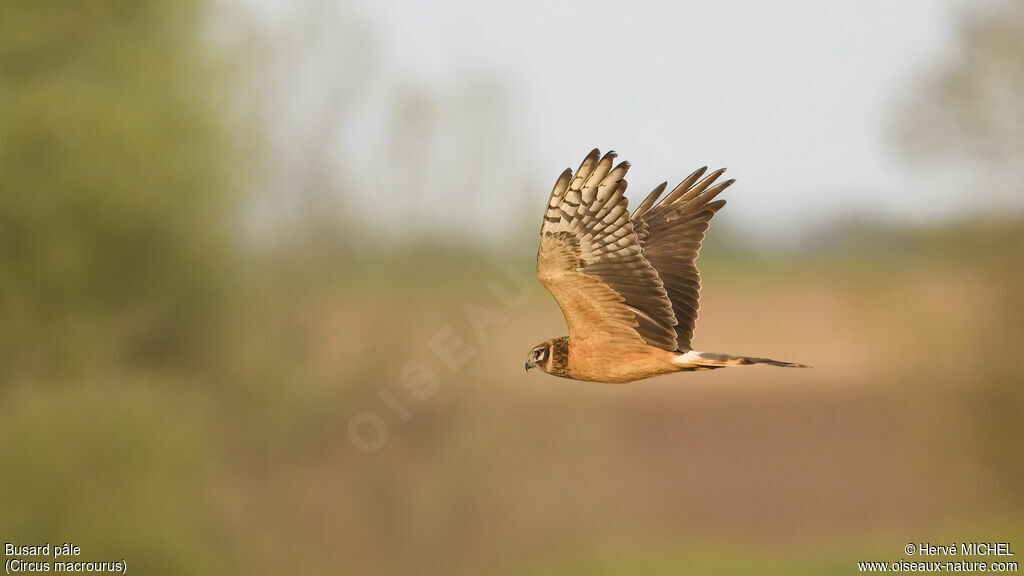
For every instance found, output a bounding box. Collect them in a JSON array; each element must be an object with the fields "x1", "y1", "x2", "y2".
[{"x1": 525, "y1": 149, "x2": 807, "y2": 383}]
